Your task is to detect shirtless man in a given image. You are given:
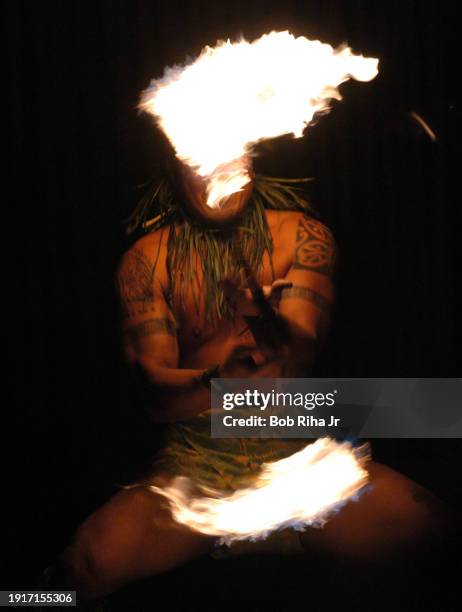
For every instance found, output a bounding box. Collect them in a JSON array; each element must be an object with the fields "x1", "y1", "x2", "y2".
[{"x1": 50, "y1": 159, "x2": 450, "y2": 602}]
